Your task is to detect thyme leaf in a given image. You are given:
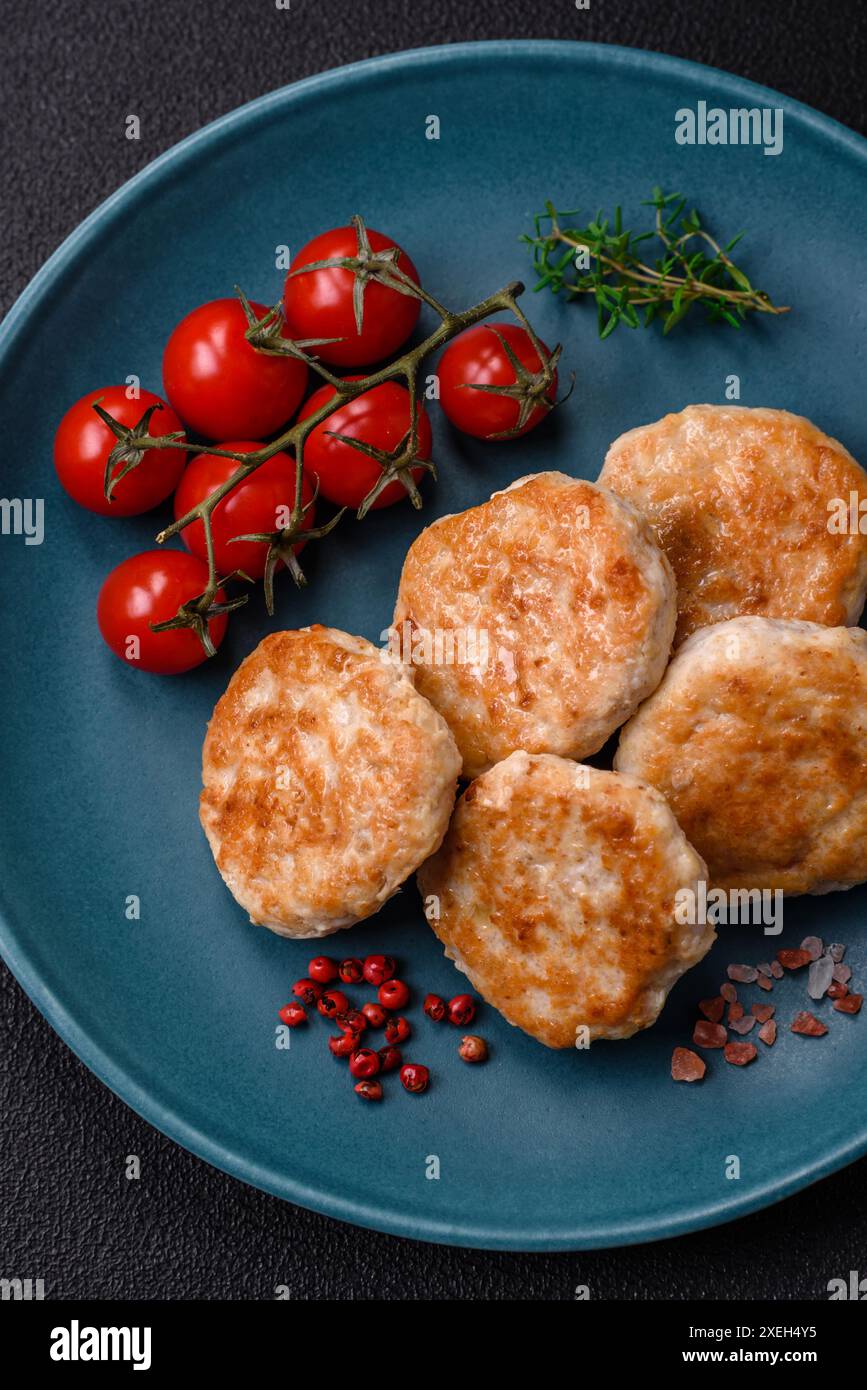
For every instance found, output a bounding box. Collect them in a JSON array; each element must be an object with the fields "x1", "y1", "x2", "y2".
[{"x1": 521, "y1": 187, "x2": 789, "y2": 338}]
